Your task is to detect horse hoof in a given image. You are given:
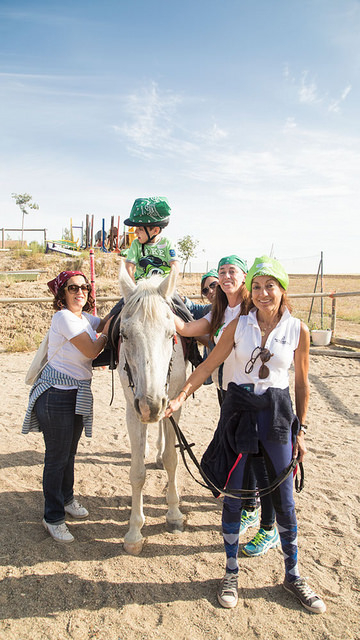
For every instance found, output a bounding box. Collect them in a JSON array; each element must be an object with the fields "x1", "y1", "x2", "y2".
[
  {"x1": 166, "y1": 520, "x2": 184, "y2": 534},
  {"x1": 123, "y1": 539, "x2": 144, "y2": 555}
]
